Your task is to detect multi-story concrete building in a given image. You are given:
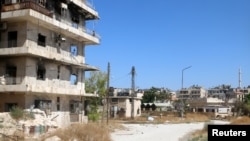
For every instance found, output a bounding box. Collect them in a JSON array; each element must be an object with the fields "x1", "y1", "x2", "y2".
[
  {"x1": 178, "y1": 85, "x2": 206, "y2": 101},
  {"x1": 207, "y1": 85, "x2": 230, "y2": 100},
  {"x1": 0, "y1": 0, "x2": 100, "y2": 127}
]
